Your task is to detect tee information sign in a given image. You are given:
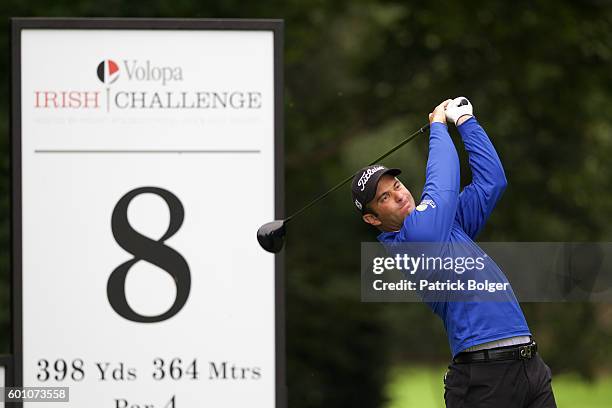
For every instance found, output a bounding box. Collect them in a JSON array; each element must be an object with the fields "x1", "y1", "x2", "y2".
[{"x1": 11, "y1": 19, "x2": 284, "y2": 408}]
